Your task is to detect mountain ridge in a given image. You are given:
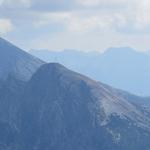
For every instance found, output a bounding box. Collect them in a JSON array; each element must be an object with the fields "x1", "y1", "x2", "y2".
[
  {"x1": 18, "y1": 62, "x2": 150, "y2": 150},
  {"x1": 0, "y1": 37, "x2": 44, "y2": 81},
  {"x1": 29, "y1": 48, "x2": 150, "y2": 96},
  {"x1": 22, "y1": 62, "x2": 150, "y2": 128},
  {"x1": 0, "y1": 39, "x2": 150, "y2": 149}
]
